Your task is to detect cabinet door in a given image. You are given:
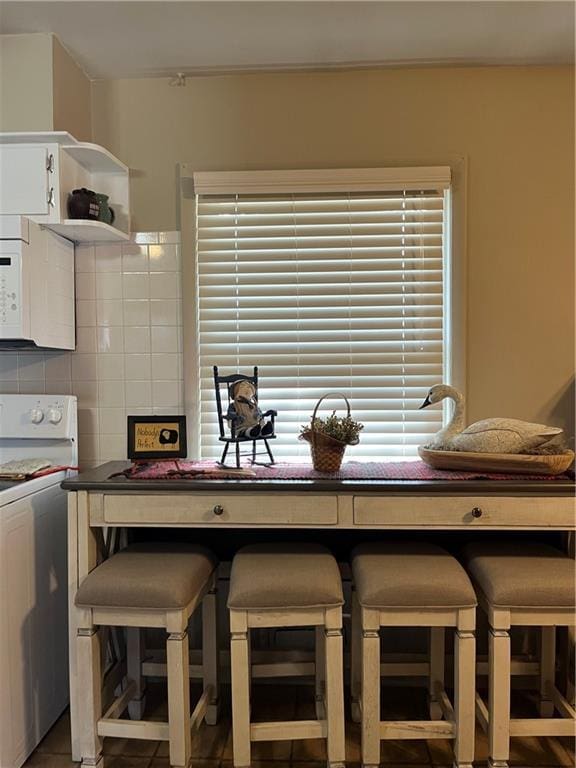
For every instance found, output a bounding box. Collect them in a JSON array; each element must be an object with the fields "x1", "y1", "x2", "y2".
[
  {"x1": 31, "y1": 228, "x2": 75, "y2": 350},
  {"x1": 0, "y1": 146, "x2": 50, "y2": 215}
]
